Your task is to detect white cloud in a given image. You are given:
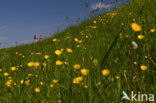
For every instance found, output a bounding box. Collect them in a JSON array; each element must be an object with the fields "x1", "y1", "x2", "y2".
[{"x1": 92, "y1": 2, "x2": 112, "y2": 10}]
